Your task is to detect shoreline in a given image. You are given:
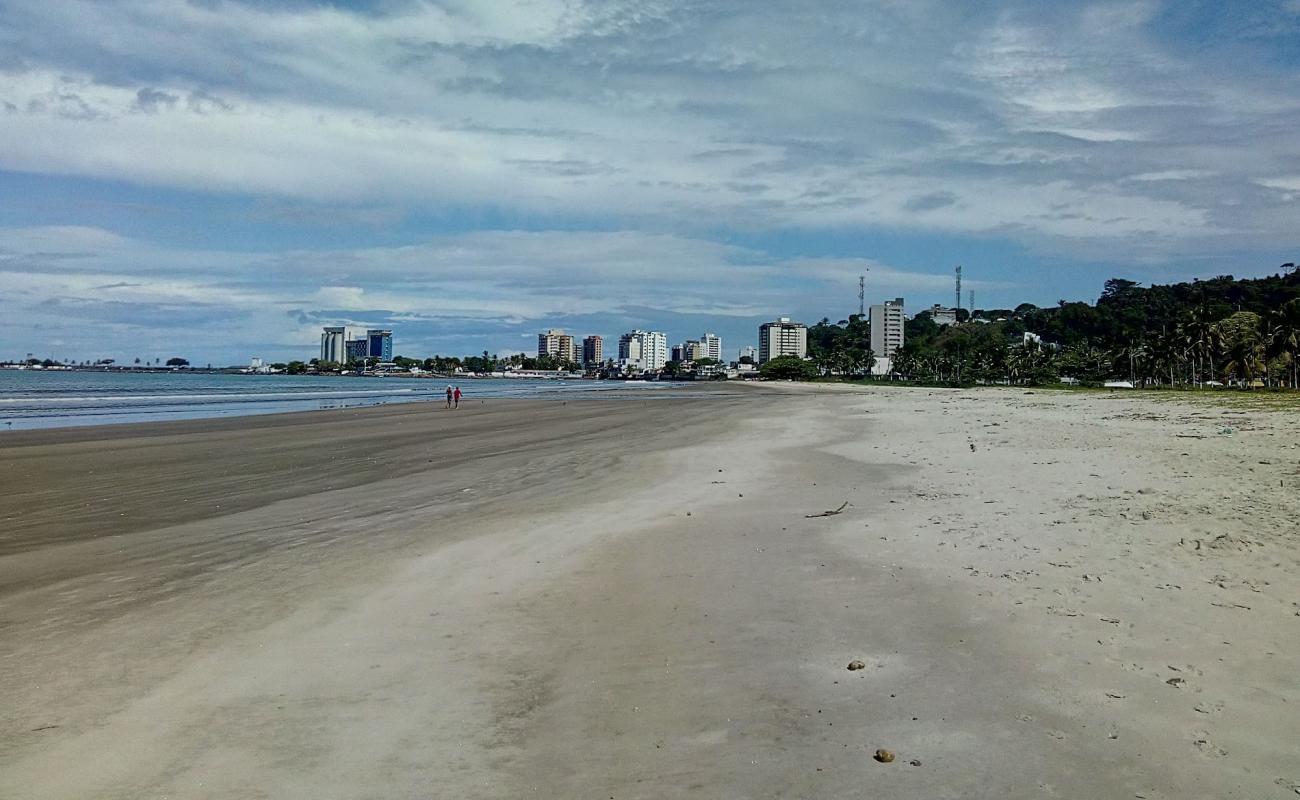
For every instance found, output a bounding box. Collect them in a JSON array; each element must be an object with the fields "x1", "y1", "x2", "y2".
[
  {"x1": 0, "y1": 373, "x2": 722, "y2": 434},
  {"x1": 2, "y1": 385, "x2": 1296, "y2": 798}
]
